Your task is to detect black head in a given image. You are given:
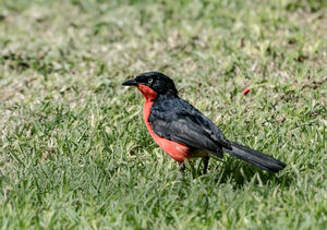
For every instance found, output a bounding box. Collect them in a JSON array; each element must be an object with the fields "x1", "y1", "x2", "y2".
[{"x1": 122, "y1": 72, "x2": 178, "y2": 95}]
